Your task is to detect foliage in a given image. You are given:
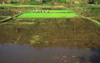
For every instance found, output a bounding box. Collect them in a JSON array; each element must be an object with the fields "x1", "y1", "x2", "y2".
[
  {"x1": 54, "y1": 0, "x2": 66, "y2": 3},
  {"x1": 42, "y1": 3, "x2": 51, "y2": 6},
  {"x1": 10, "y1": 1, "x2": 19, "y2": 4},
  {"x1": 0, "y1": 1, "x2": 2, "y2": 4},
  {"x1": 30, "y1": 1, "x2": 42, "y2": 5},
  {"x1": 21, "y1": 1, "x2": 41, "y2": 5},
  {"x1": 1, "y1": 0, "x2": 100, "y2": 5},
  {"x1": 28, "y1": 0, "x2": 35, "y2": 2},
  {"x1": 94, "y1": 0, "x2": 100, "y2": 4},
  {"x1": 42, "y1": 0, "x2": 51, "y2": 3}
]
